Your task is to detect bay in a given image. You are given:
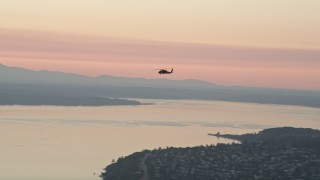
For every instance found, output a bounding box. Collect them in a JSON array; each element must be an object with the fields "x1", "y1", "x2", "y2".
[{"x1": 0, "y1": 99, "x2": 319, "y2": 180}]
